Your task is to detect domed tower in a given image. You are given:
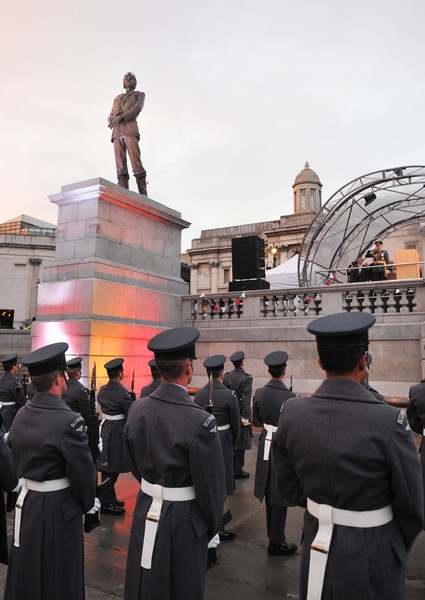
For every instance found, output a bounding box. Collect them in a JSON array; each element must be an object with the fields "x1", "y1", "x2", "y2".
[{"x1": 292, "y1": 161, "x2": 322, "y2": 214}]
